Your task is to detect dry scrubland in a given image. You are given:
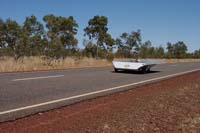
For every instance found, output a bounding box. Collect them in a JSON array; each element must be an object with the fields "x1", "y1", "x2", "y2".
[
  {"x1": 154, "y1": 58, "x2": 200, "y2": 63},
  {"x1": 0, "y1": 57, "x2": 111, "y2": 73},
  {"x1": 0, "y1": 57, "x2": 200, "y2": 73}
]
